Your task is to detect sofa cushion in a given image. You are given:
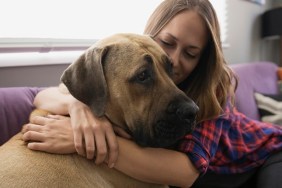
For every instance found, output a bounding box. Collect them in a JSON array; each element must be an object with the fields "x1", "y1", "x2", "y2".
[
  {"x1": 0, "y1": 87, "x2": 43, "y2": 145},
  {"x1": 230, "y1": 62, "x2": 279, "y2": 121},
  {"x1": 254, "y1": 92, "x2": 282, "y2": 125}
]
